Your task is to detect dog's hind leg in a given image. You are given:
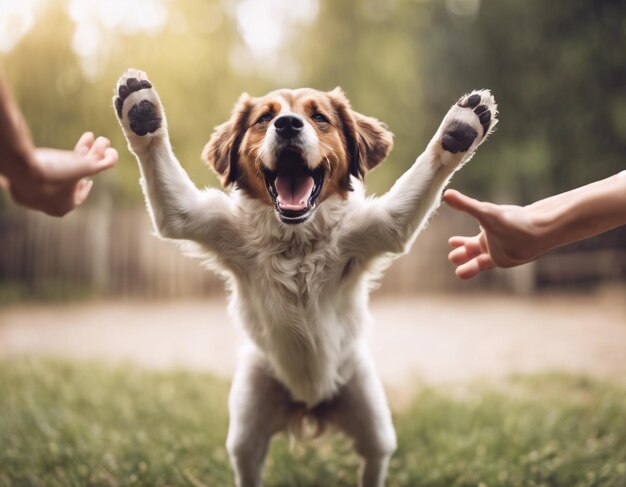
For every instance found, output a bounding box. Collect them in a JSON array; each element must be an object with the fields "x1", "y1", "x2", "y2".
[
  {"x1": 323, "y1": 348, "x2": 396, "y2": 487},
  {"x1": 227, "y1": 348, "x2": 294, "y2": 487}
]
